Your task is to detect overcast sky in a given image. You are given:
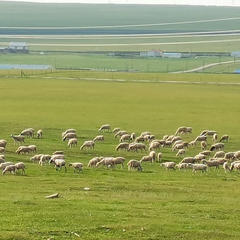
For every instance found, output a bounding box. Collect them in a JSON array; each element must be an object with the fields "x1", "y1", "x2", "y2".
[{"x1": 2, "y1": 0, "x2": 240, "y2": 6}]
